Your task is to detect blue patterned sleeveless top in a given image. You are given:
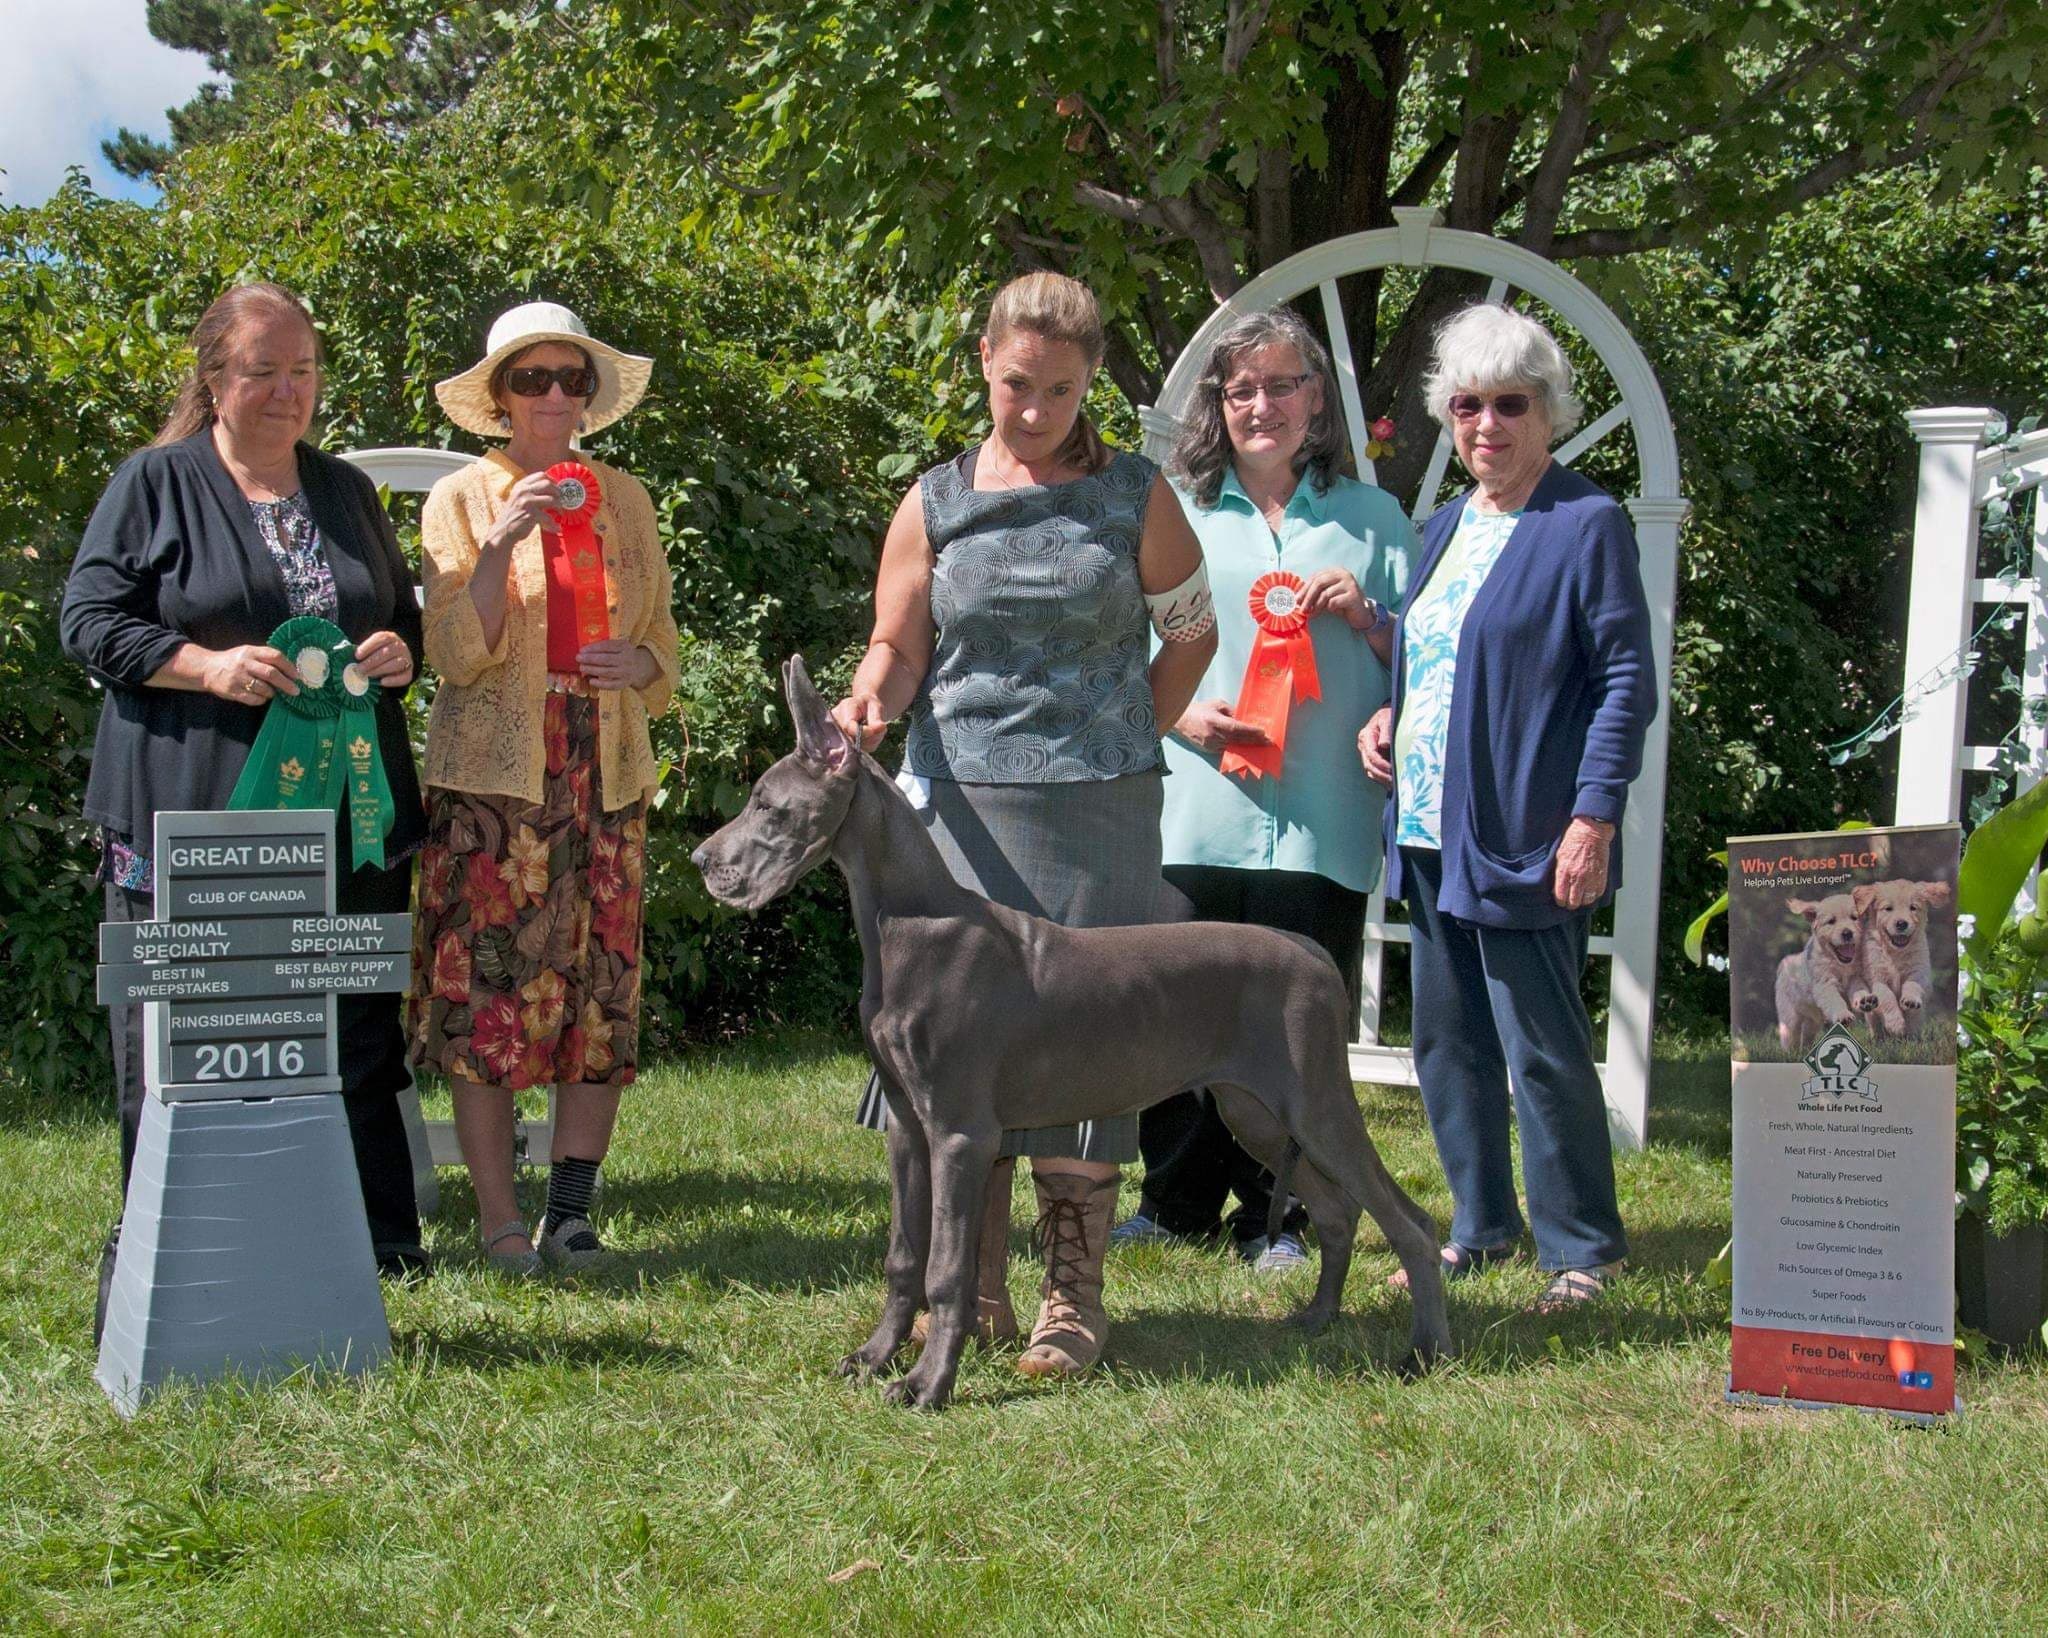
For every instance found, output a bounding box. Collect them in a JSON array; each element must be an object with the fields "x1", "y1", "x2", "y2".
[{"x1": 905, "y1": 447, "x2": 1160, "y2": 783}]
